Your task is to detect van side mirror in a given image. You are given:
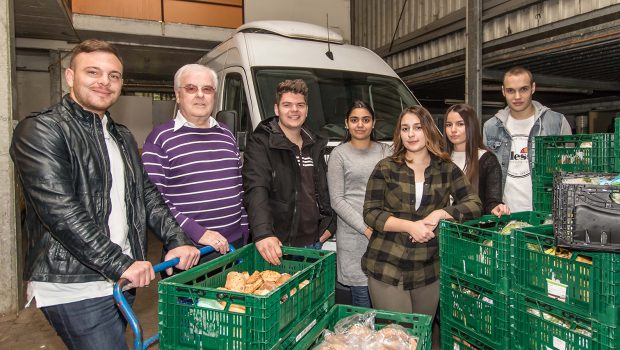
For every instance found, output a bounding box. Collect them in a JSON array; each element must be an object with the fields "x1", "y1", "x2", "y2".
[
  {"x1": 216, "y1": 110, "x2": 238, "y2": 132},
  {"x1": 216, "y1": 110, "x2": 246, "y2": 150}
]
